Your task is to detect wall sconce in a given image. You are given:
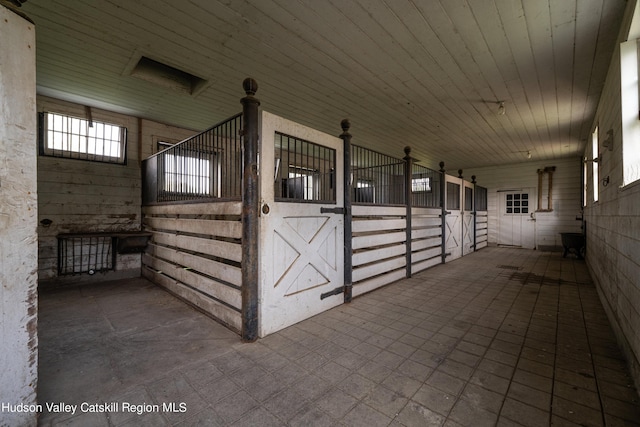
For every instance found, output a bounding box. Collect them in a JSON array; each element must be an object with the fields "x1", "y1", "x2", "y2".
[
  {"x1": 602, "y1": 176, "x2": 610, "y2": 187},
  {"x1": 602, "y1": 129, "x2": 613, "y2": 151},
  {"x1": 497, "y1": 101, "x2": 505, "y2": 116},
  {"x1": 527, "y1": 151, "x2": 531, "y2": 159}
]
